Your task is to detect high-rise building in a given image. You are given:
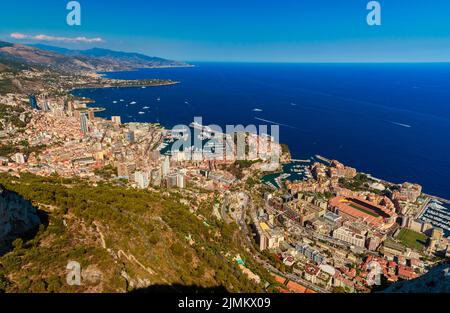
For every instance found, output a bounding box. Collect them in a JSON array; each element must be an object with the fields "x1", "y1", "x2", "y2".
[
  {"x1": 28, "y1": 95, "x2": 38, "y2": 110},
  {"x1": 151, "y1": 168, "x2": 162, "y2": 186},
  {"x1": 42, "y1": 100, "x2": 51, "y2": 112},
  {"x1": 73, "y1": 110, "x2": 81, "y2": 120},
  {"x1": 332, "y1": 226, "x2": 366, "y2": 248},
  {"x1": 253, "y1": 221, "x2": 285, "y2": 251},
  {"x1": 165, "y1": 174, "x2": 178, "y2": 188},
  {"x1": 14, "y1": 153, "x2": 26, "y2": 164},
  {"x1": 366, "y1": 236, "x2": 381, "y2": 251},
  {"x1": 125, "y1": 131, "x2": 135, "y2": 143},
  {"x1": 111, "y1": 116, "x2": 122, "y2": 125},
  {"x1": 117, "y1": 162, "x2": 129, "y2": 179},
  {"x1": 431, "y1": 228, "x2": 444, "y2": 241},
  {"x1": 296, "y1": 244, "x2": 326, "y2": 264},
  {"x1": 161, "y1": 156, "x2": 170, "y2": 178},
  {"x1": 63, "y1": 99, "x2": 73, "y2": 112},
  {"x1": 88, "y1": 109, "x2": 95, "y2": 121},
  {"x1": 176, "y1": 173, "x2": 185, "y2": 189},
  {"x1": 165, "y1": 172, "x2": 185, "y2": 189},
  {"x1": 134, "y1": 171, "x2": 149, "y2": 189},
  {"x1": 80, "y1": 112, "x2": 89, "y2": 135}
]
